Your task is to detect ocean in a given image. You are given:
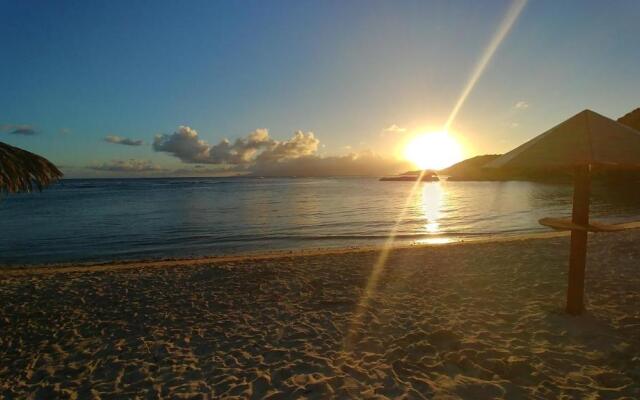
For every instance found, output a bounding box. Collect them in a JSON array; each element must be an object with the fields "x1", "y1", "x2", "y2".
[{"x1": 1, "y1": 177, "x2": 640, "y2": 265}]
